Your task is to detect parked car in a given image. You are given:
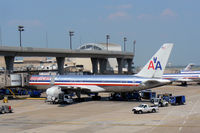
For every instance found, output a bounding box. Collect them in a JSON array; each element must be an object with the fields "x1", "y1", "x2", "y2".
[{"x1": 132, "y1": 104, "x2": 159, "y2": 114}]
